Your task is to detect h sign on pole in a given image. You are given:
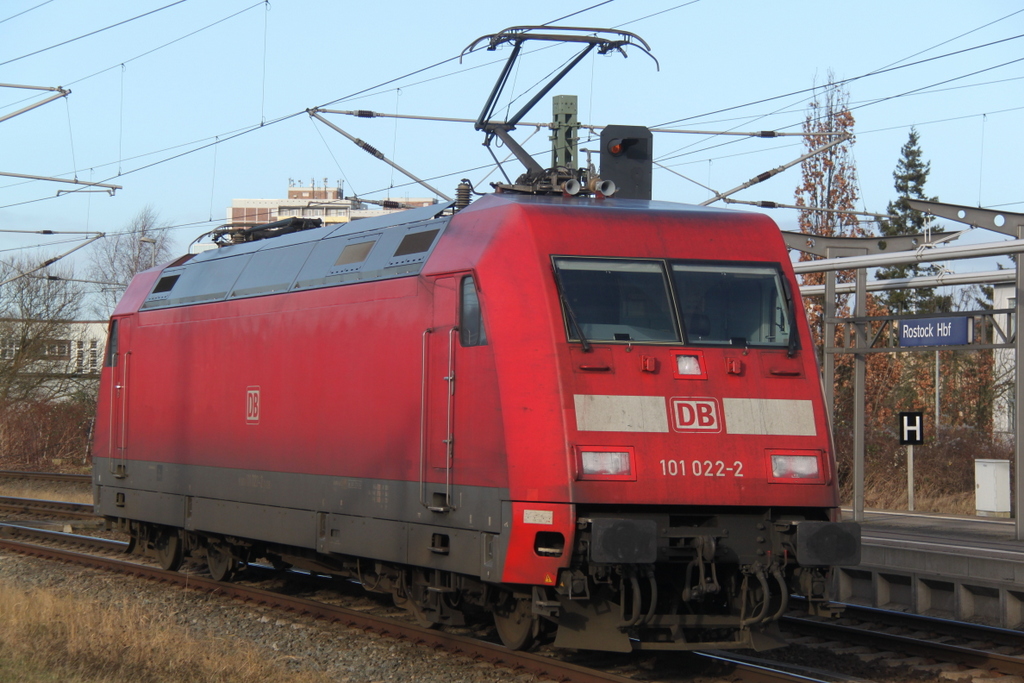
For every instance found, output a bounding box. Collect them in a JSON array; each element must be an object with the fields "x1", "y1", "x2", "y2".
[
  {"x1": 899, "y1": 412, "x2": 925, "y2": 446},
  {"x1": 899, "y1": 412, "x2": 924, "y2": 513}
]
